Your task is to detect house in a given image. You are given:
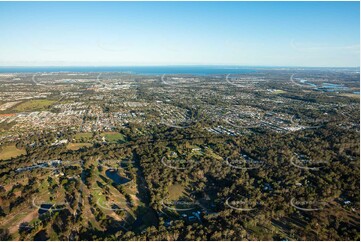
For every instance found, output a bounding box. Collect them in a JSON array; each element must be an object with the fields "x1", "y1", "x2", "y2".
[
  {"x1": 343, "y1": 200, "x2": 351, "y2": 205},
  {"x1": 188, "y1": 216, "x2": 197, "y2": 223}
]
